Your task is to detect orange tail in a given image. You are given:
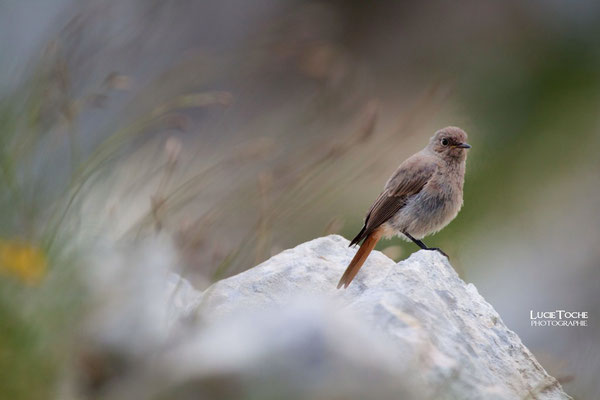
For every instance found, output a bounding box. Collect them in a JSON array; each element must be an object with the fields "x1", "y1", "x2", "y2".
[{"x1": 337, "y1": 229, "x2": 382, "y2": 289}]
